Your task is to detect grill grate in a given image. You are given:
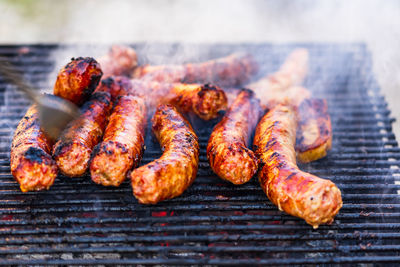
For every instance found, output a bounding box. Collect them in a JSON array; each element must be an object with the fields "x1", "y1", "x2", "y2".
[{"x1": 0, "y1": 43, "x2": 399, "y2": 265}]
